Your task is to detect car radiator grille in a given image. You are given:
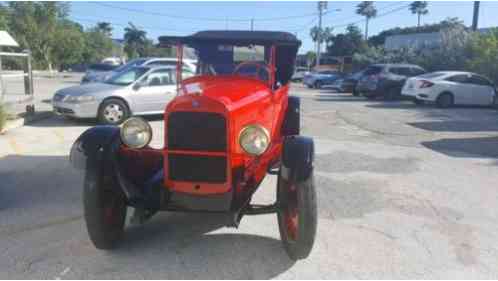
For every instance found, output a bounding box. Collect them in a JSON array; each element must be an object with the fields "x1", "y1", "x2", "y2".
[
  {"x1": 167, "y1": 112, "x2": 227, "y2": 183},
  {"x1": 168, "y1": 154, "x2": 227, "y2": 183}
]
